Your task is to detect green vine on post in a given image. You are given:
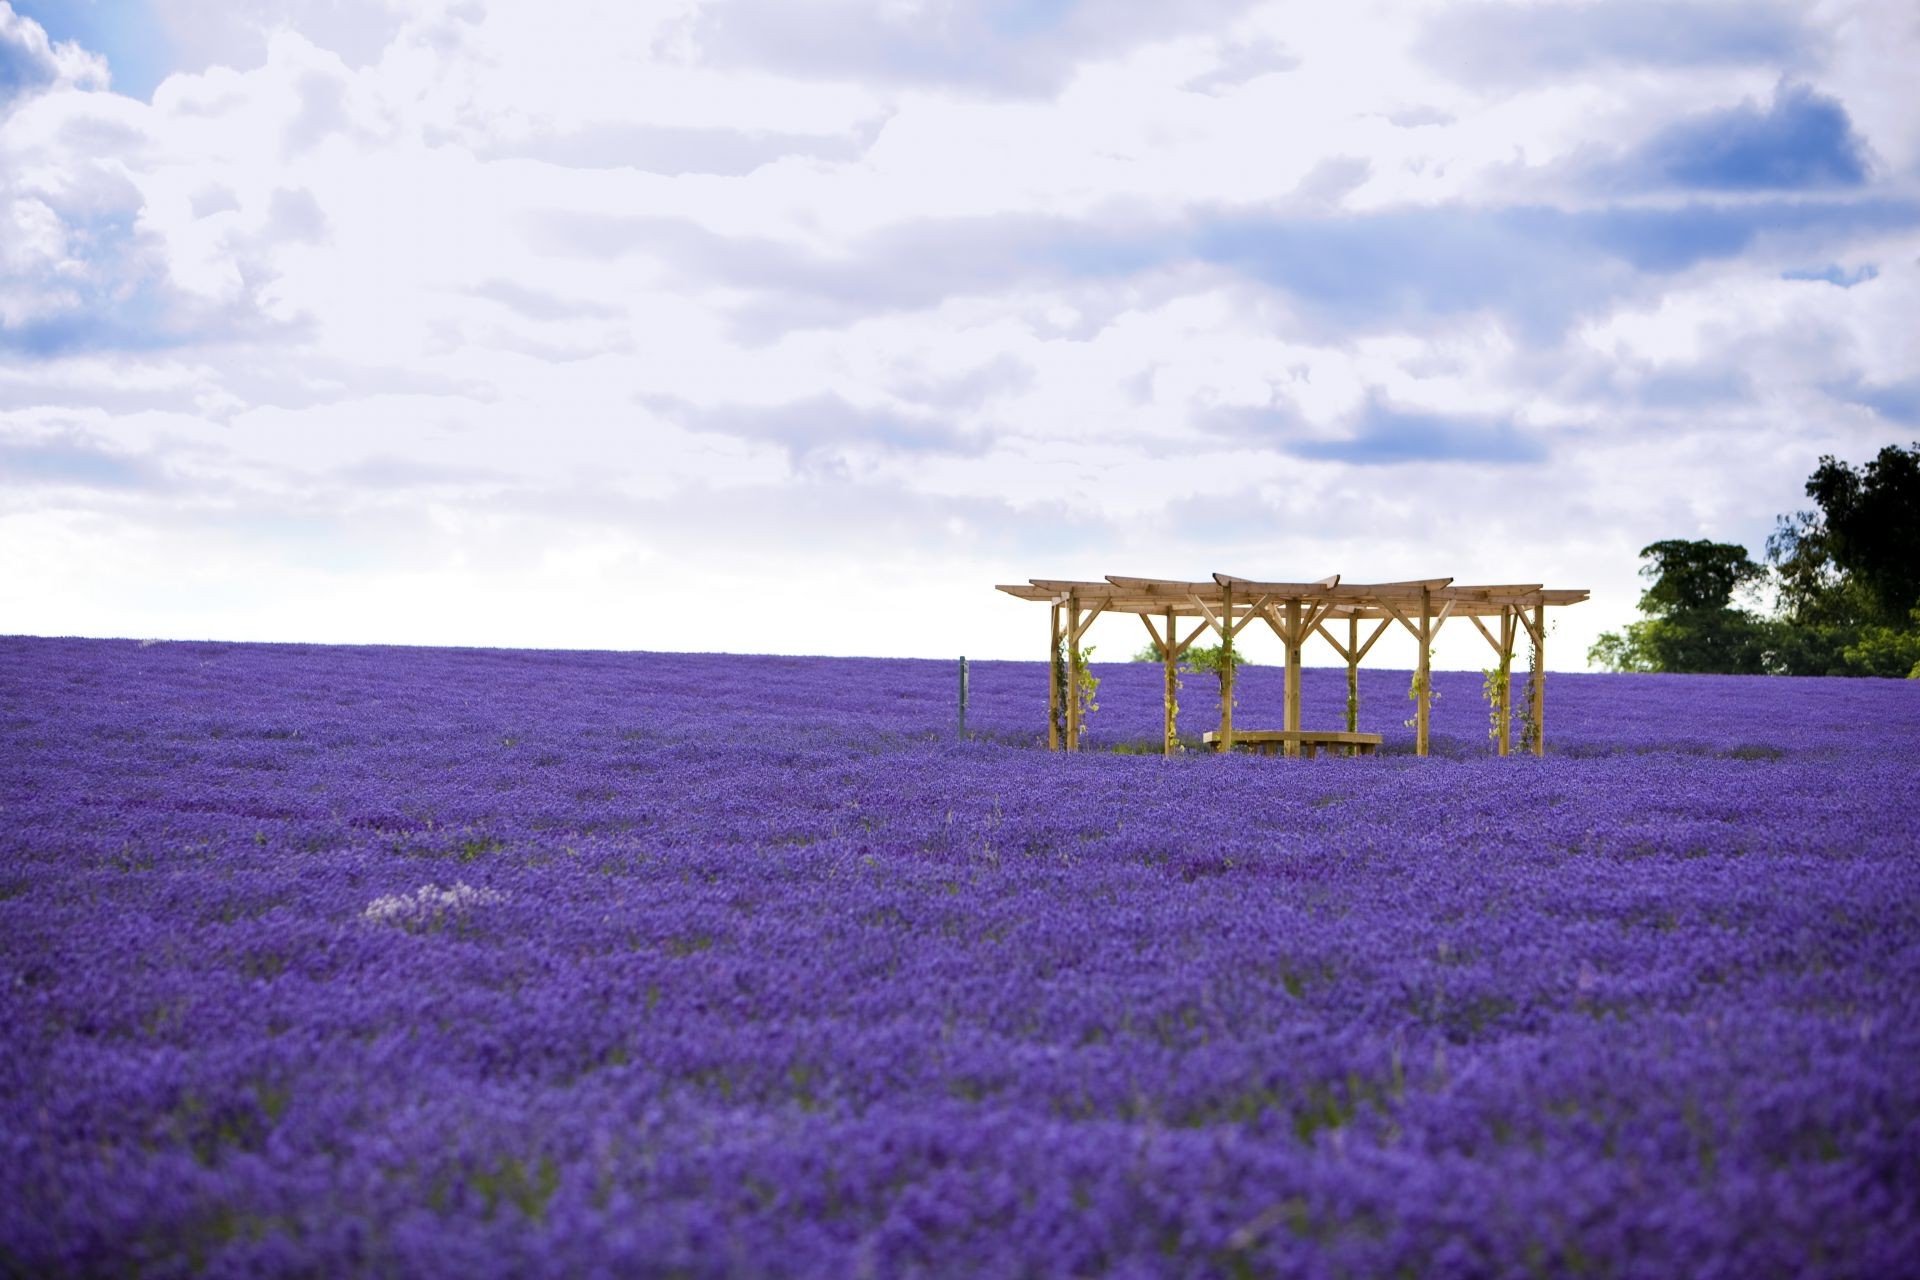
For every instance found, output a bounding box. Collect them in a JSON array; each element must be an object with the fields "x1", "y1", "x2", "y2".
[
  {"x1": 1054, "y1": 638, "x2": 1101, "y2": 743},
  {"x1": 1183, "y1": 643, "x2": 1238, "y2": 712},
  {"x1": 1403, "y1": 661, "x2": 1439, "y2": 729},
  {"x1": 1051, "y1": 639, "x2": 1068, "y2": 746},
  {"x1": 1346, "y1": 666, "x2": 1359, "y2": 733},
  {"x1": 1520, "y1": 634, "x2": 1541, "y2": 755},
  {"x1": 1480, "y1": 667, "x2": 1512, "y2": 746},
  {"x1": 1074, "y1": 644, "x2": 1100, "y2": 727}
]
